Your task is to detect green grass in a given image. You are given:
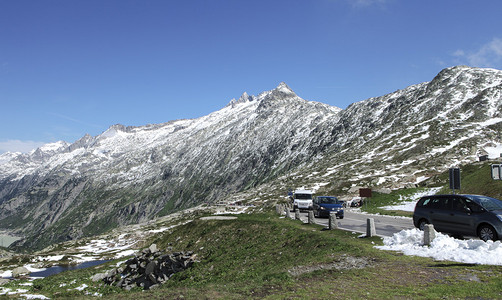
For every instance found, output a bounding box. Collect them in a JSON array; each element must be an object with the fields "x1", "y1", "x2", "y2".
[
  {"x1": 357, "y1": 187, "x2": 431, "y2": 217},
  {"x1": 6, "y1": 212, "x2": 502, "y2": 299},
  {"x1": 357, "y1": 161, "x2": 502, "y2": 217},
  {"x1": 426, "y1": 161, "x2": 502, "y2": 199},
  {"x1": 449, "y1": 162, "x2": 502, "y2": 199},
  {"x1": 5, "y1": 161, "x2": 502, "y2": 298}
]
